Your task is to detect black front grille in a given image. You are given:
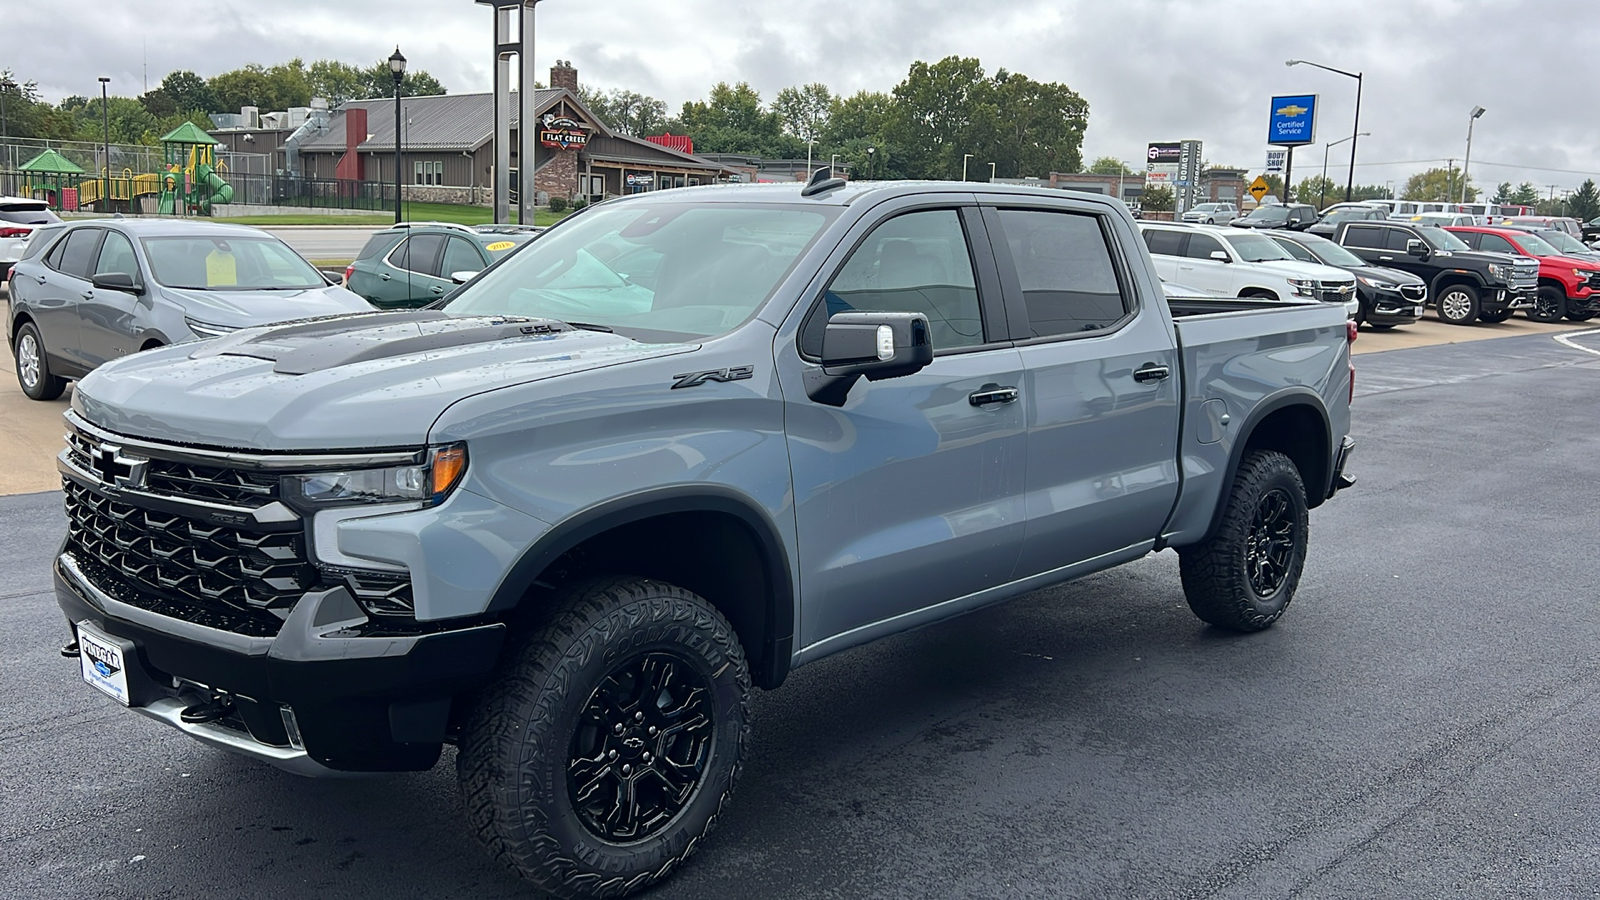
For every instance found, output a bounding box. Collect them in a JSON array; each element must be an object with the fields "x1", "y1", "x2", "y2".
[
  {"x1": 1399, "y1": 284, "x2": 1426, "y2": 300},
  {"x1": 64, "y1": 479, "x2": 316, "y2": 622}
]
